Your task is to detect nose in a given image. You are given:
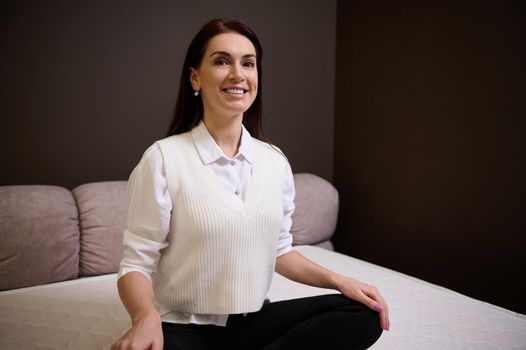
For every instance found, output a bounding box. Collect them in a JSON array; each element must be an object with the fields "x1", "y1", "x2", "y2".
[{"x1": 229, "y1": 62, "x2": 244, "y2": 82}]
